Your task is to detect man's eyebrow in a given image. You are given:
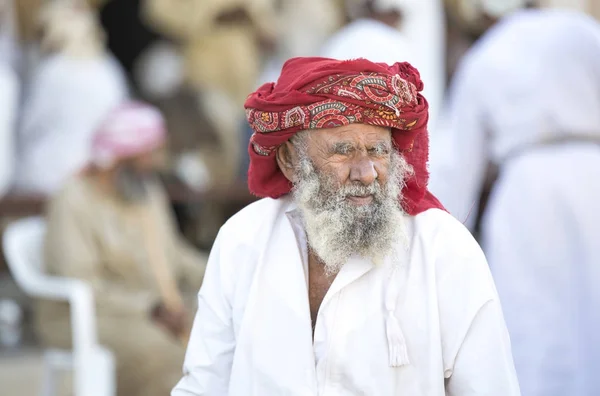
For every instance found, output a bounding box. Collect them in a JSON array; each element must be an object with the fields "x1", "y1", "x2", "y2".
[{"x1": 329, "y1": 141, "x2": 355, "y2": 153}]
